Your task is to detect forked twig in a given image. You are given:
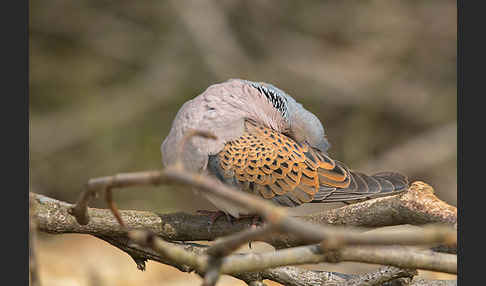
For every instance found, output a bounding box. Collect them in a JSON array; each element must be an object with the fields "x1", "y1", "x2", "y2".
[
  {"x1": 69, "y1": 129, "x2": 217, "y2": 227},
  {"x1": 202, "y1": 224, "x2": 277, "y2": 286}
]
